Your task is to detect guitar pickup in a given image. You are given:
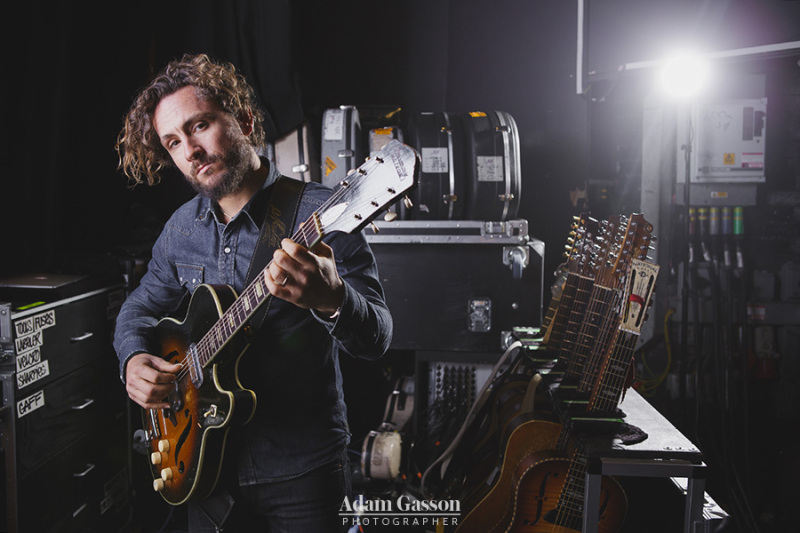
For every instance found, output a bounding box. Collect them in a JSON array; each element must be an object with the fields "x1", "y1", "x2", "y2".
[{"x1": 187, "y1": 343, "x2": 204, "y2": 387}]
